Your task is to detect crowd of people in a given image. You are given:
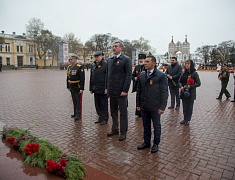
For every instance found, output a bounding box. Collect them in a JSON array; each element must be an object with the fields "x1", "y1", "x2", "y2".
[{"x1": 66, "y1": 41, "x2": 235, "y2": 154}]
